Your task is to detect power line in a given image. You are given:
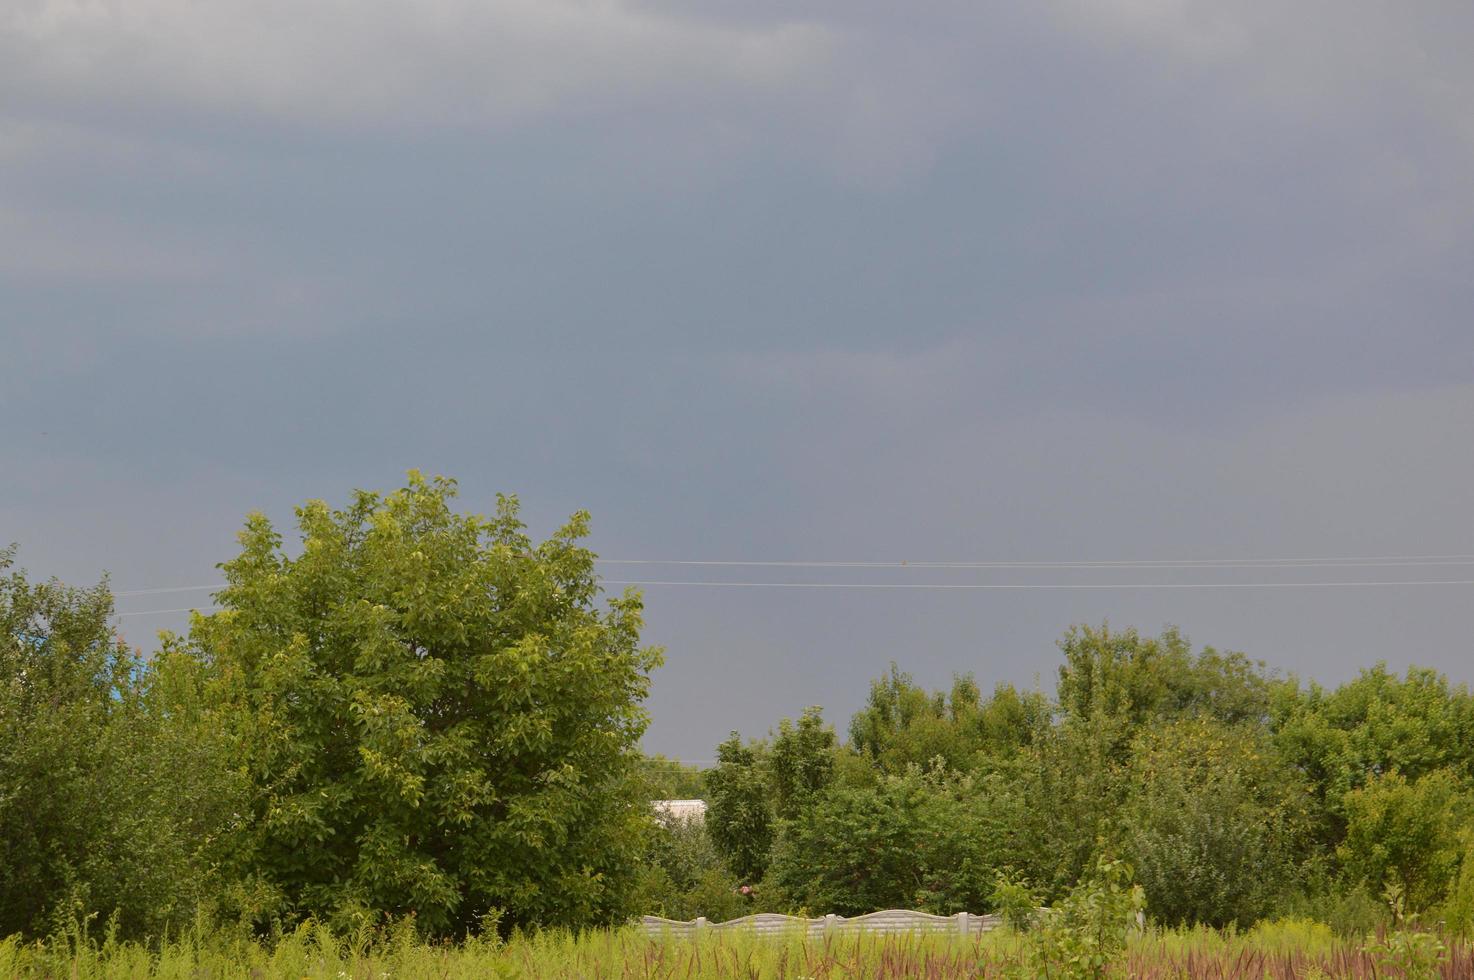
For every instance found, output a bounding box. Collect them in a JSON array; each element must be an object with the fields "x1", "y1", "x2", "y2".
[
  {"x1": 597, "y1": 555, "x2": 1474, "y2": 569},
  {"x1": 115, "y1": 577, "x2": 1474, "y2": 617},
  {"x1": 604, "y1": 579, "x2": 1474, "y2": 590},
  {"x1": 110, "y1": 553, "x2": 1474, "y2": 599},
  {"x1": 115, "y1": 584, "x2": 225, "y2": 598},
  {"x1": 118, "y1": 607, "x2": 210, "y2": 617}
]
